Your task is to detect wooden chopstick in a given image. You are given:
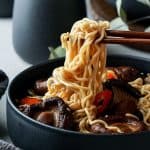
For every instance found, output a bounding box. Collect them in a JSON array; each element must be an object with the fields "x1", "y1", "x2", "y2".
[
  {"x1": 103, "y1": 38, "x2": 150, "y2": 45},
  {"x1": 103, "y1": 30, "x2": 150, "y2": 45},
  {"x1": 106, "y1": 30, "x2": 150, "y2": 39}
]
